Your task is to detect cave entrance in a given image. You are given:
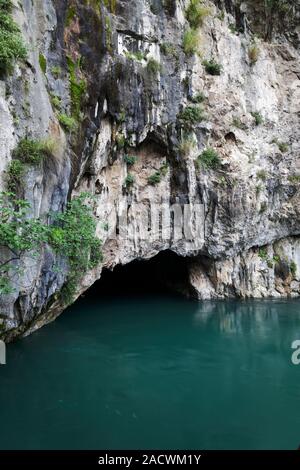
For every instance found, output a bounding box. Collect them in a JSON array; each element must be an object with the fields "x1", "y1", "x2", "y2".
[{"x1": 86, "y1": 250, "x2": 192, "y2": 299}]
